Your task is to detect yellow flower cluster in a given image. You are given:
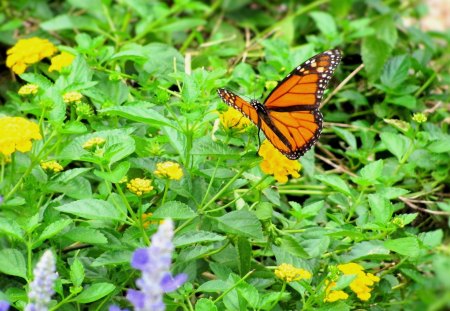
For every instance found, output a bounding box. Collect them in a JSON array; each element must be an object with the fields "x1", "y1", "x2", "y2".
[
  {"x1": 412, "y1": 112, "x2": 427, "y2": 123},
  {"x1": 6, "y1": 37, "x2": 57, "y2": 74},
  {"x1": 127, "y1": 178, "x2": 154, "y2": 196},
  {"x1": 40, "y1": 160, "x2": 64, "y2": 173},
  {"x1": 49, "y1": 51, "x2": 75, "y2": 72},
  {"x1": 0, "y1": 117, "x2": 42, "y2": 156},
  {"x1": 18, "y1": 84, "x2": 39, "y2": 96},
  {"x1": 154, "y1": 161, "x2": 183, "y2": 180},
  {"x1": 82, "y1": 137, "x2": 106, "y2": 149},
  {"x1": 325, "y1": 263, "x2": 380, "y2": 302},
  {"x1": 274, "y1": 263, "x2": 312, "y2": 282},
  {"x1": 63, "y1": 91, "x2": 83, "y2": 104},
  {"x1": 258, "y1": 140, "x2": 301, "y2": 183},
  {"x1": 219, "y1": 108, "x2": 251, "y2": 130}
]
